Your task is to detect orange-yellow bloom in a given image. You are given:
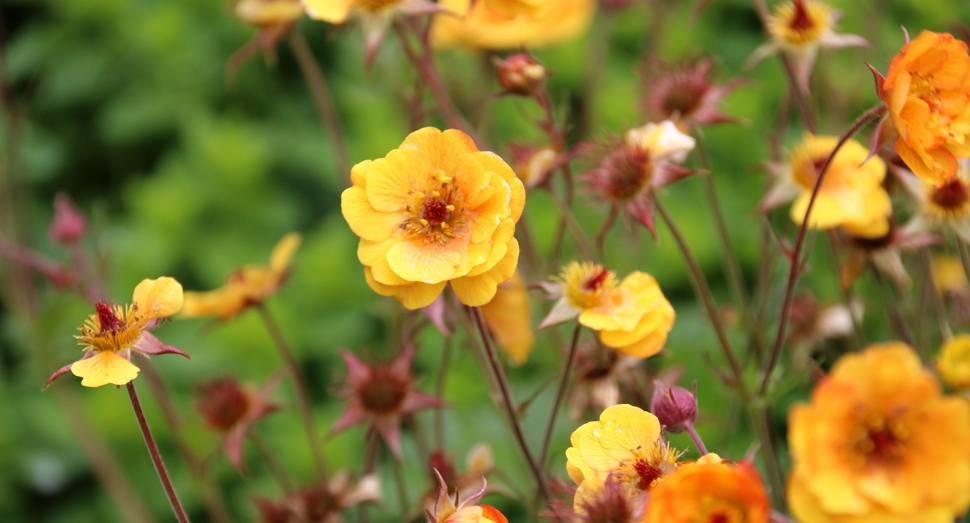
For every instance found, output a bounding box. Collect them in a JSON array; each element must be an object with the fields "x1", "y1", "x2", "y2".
[
  {"x1": 565, "y1": 404, "x2": 683, "y2": 496},
  {"x1": 428, "y1": 471, "x2": 508, "y2": 523},
  {"x1": 761, "y1": 133, "x2": 891, "y2": 238},
  {"x1": 343, "y1": 127, "x2": 525, "y2": 310},
  {"x1": 44, "y1": 277, "x2": 186, "y2": 389},
  {"x1": 880, "y1": 31, "x2": 970, "y2": 187},
  {"x1": 236, "y1": 0, "x2": 303, "y2": 28},
  {"x1": 431, "y1": 0, "x2": 594, "y2": 50},
  {"x1": 644, "y1": 458, "x2": 770, "y2": 523},
  {"x1": 180, "y1": 233, "x2": 300, "y2": 321},
  {"x1": 787, "y1": 342, "x2": 970, "y2": 523},
  {"x1": 541, "y1": 262, "x2": 675, "y2": 359},
  {"x1": 937, "y1": 334, "x2": 970, "y2": 390},
  {"x1": 480, "y1": 271, "x2": 534, "y2": 365}
]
